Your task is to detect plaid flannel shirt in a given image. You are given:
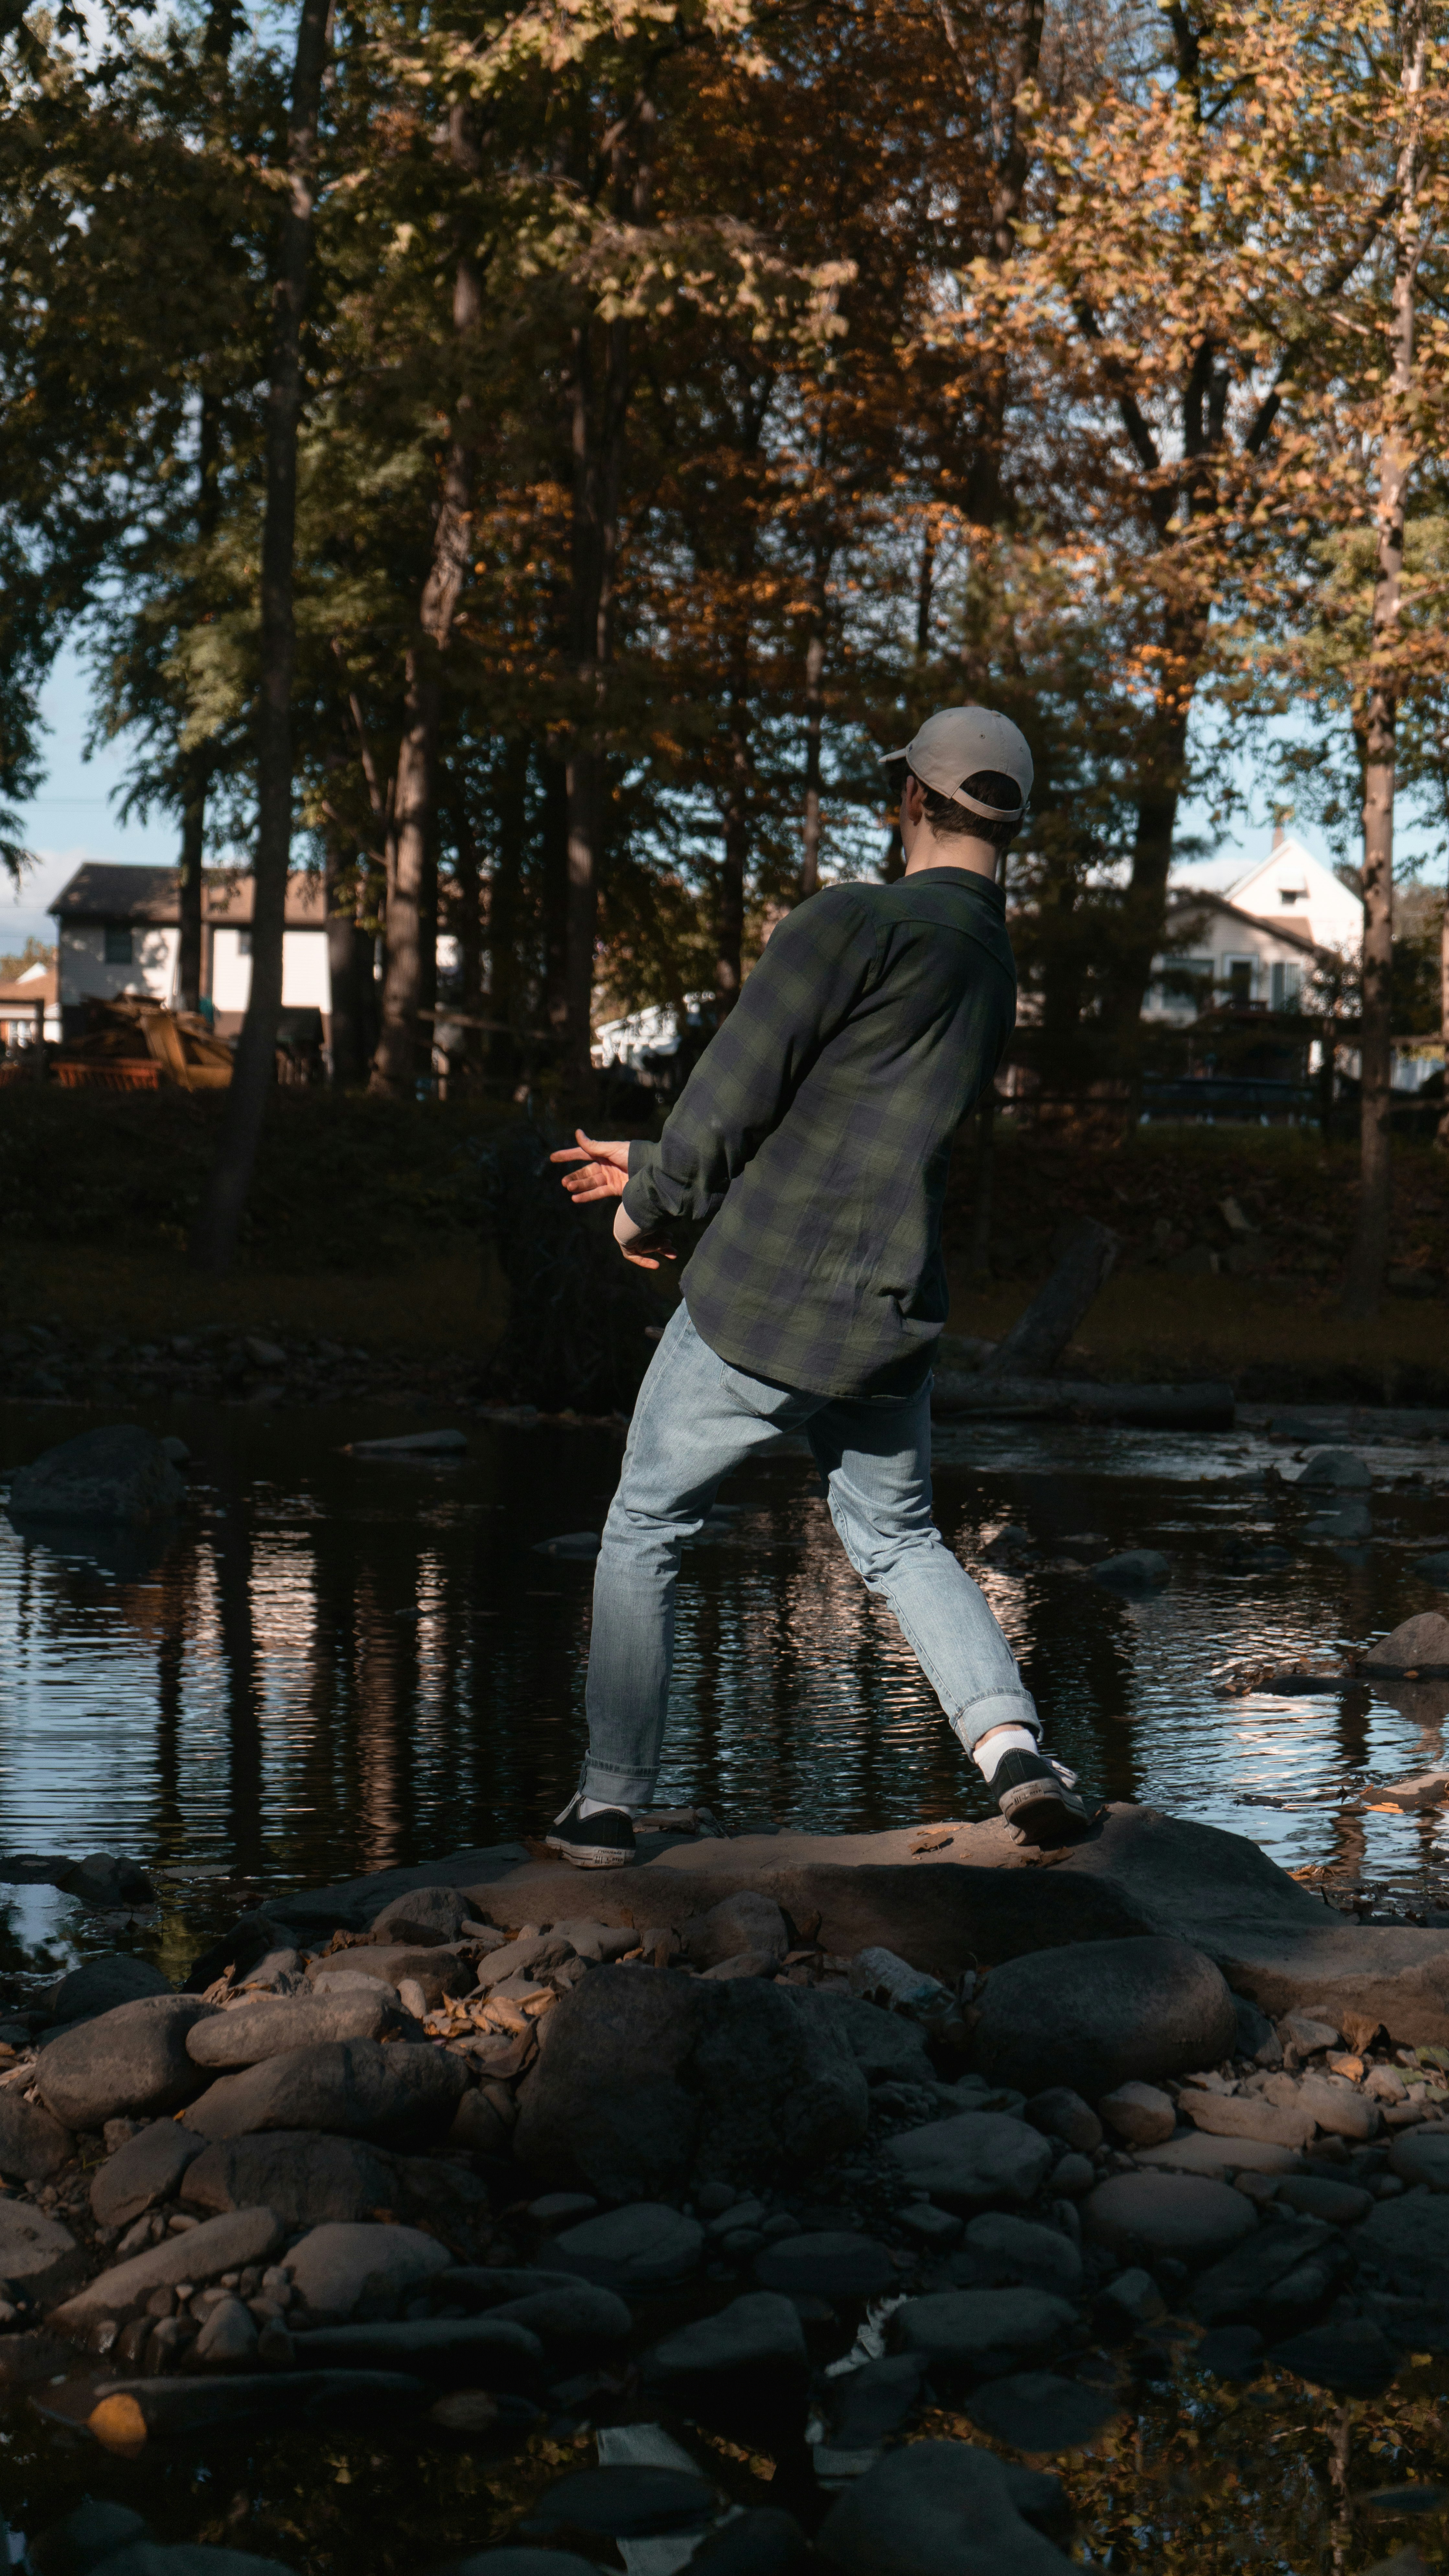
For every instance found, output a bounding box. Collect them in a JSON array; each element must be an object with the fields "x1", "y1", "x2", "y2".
[{"x1": 622, "y1": 867, "x2": 1016, "y2": 1398}]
